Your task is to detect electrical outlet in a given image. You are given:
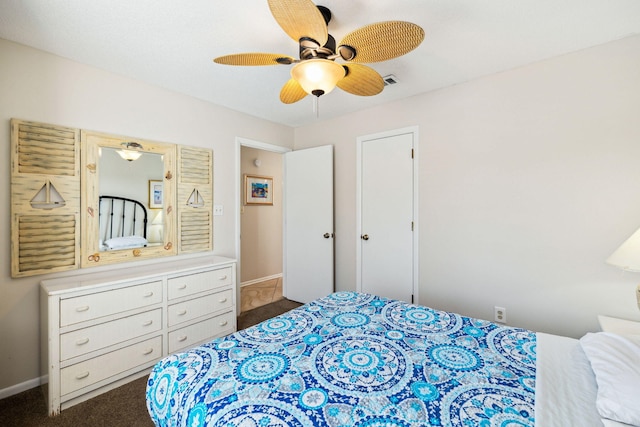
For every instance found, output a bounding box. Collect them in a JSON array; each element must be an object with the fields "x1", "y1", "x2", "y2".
[
  {"x1": 494, "y1": 306, "x2": 507, "y2": 323},
  {"x1": 213, "y1": 205, "x2": 224, "y2": 216}
]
